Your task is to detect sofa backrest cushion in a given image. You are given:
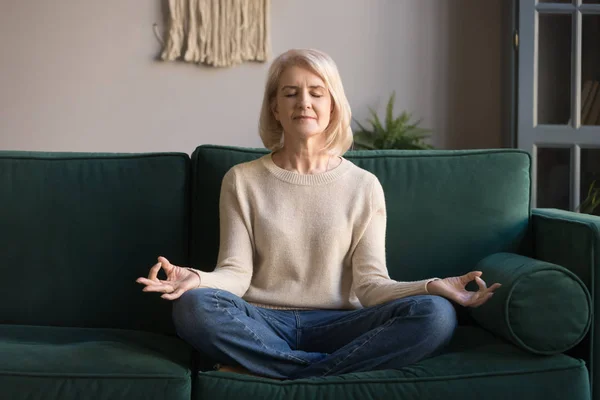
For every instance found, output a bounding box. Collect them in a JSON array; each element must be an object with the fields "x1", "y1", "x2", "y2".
[
  {"x1": 0, "y1": 152, "x2": 190, "y2": 334},
  {"x1": 190, "y1": 145, "x2": 531, "y2": 286}
]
